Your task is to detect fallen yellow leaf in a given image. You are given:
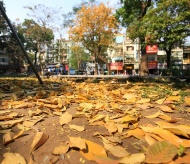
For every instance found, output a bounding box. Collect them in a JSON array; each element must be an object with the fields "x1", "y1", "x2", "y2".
[
  {"x1": 52, "y1": 144, "x2": 70, "y2": 155},
  {"x1": 69, "y1": 136, "x2": 86, "y2": 150},
  {"x1": 184, "y1": 97, "x2": 190, "y2": 106},
  {"x1": 30, "y1": 132, "x2": 49, "y2": 153},
  {"x1": 69, "y1": 124, "x2": 85, "y2": 132},
  {"x1": 145, "y1": 141, "x2": 178, "y2": 163},
  {"x1": 2, "y1": 153, "x2": 26, "y2": 164},
  {"x1": 153, "y1": 127, "x2": 184, "y2": 147},
  {"x1": 59, "y1": 112, "x2": 72, "y2": 125},
  {"x1": 136, "y1": 98, "x2": 150, "y2": 104},
  {"x1": 102, "y1": 141, "x2": 129, "y2": 157},
  {"x1": 158, "y1": 105, "x2": 174, "y2": 113},
  {"x1": 119, "y1": 153, "x2": 145, "y2": 164},
  {"x1": 80, "y1": 139, "x2": 107, "y2": 161},
  {"x1": 145, "y1": 110, "x2": 161, "y2": 119}
]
